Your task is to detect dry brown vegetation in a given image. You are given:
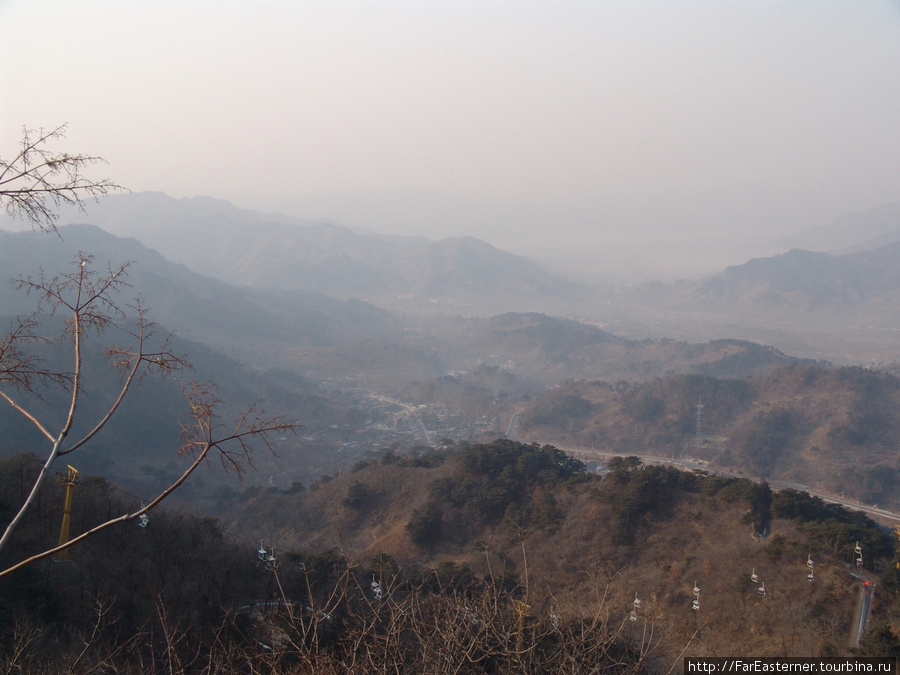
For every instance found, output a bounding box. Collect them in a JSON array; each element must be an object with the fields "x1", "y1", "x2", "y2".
[
  {"x1": 517, "y1": 365, "x2": 900, "y2": 508},
  {"x1": 3, "y1": 438, "x2": 899, "y2": 672},
  {"x1": 222, "y1": 440, "x2": 900, "y2": 668}
]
